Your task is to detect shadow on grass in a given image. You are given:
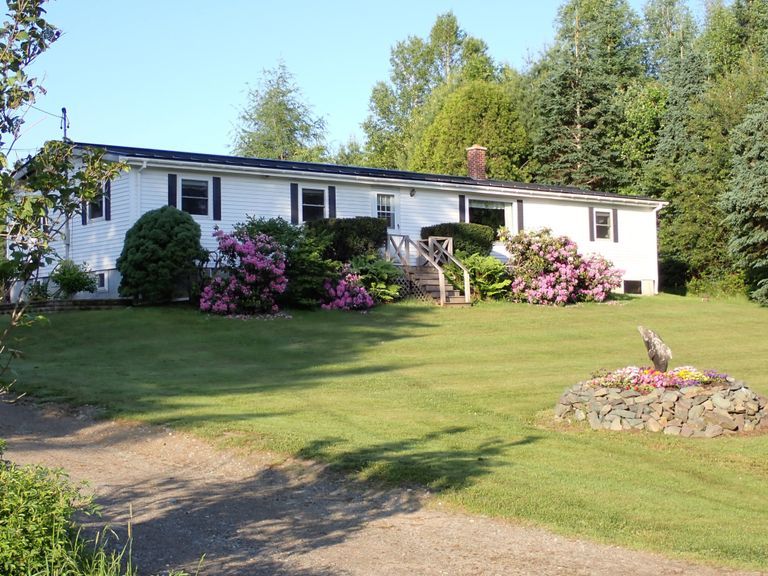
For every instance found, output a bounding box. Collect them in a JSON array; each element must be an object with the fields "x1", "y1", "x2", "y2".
[
  {"x1": 297, "y1": 427, "x2": 540, "y2": 491},
  {"x1": 11, "y1": 304, "x2": 440, "y2": 420}
]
